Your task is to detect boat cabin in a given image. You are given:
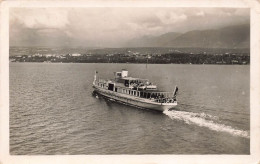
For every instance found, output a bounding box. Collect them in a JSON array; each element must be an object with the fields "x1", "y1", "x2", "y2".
[{"x1": 114, "y1": 69, "x2": 156, "y2": 90}]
